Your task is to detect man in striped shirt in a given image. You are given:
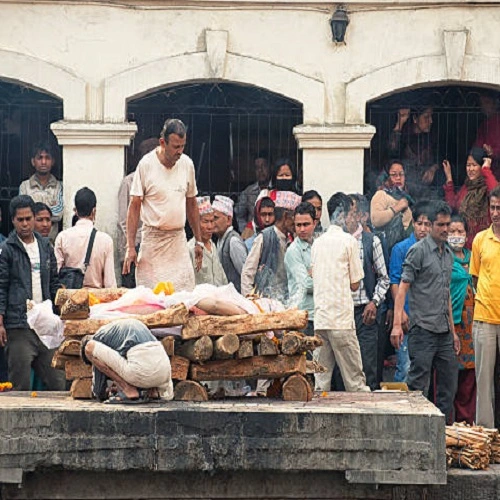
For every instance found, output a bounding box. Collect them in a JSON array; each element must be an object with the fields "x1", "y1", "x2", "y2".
[{"x1": 345, "y1": 194, "x2": 389, "y2": 390}]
